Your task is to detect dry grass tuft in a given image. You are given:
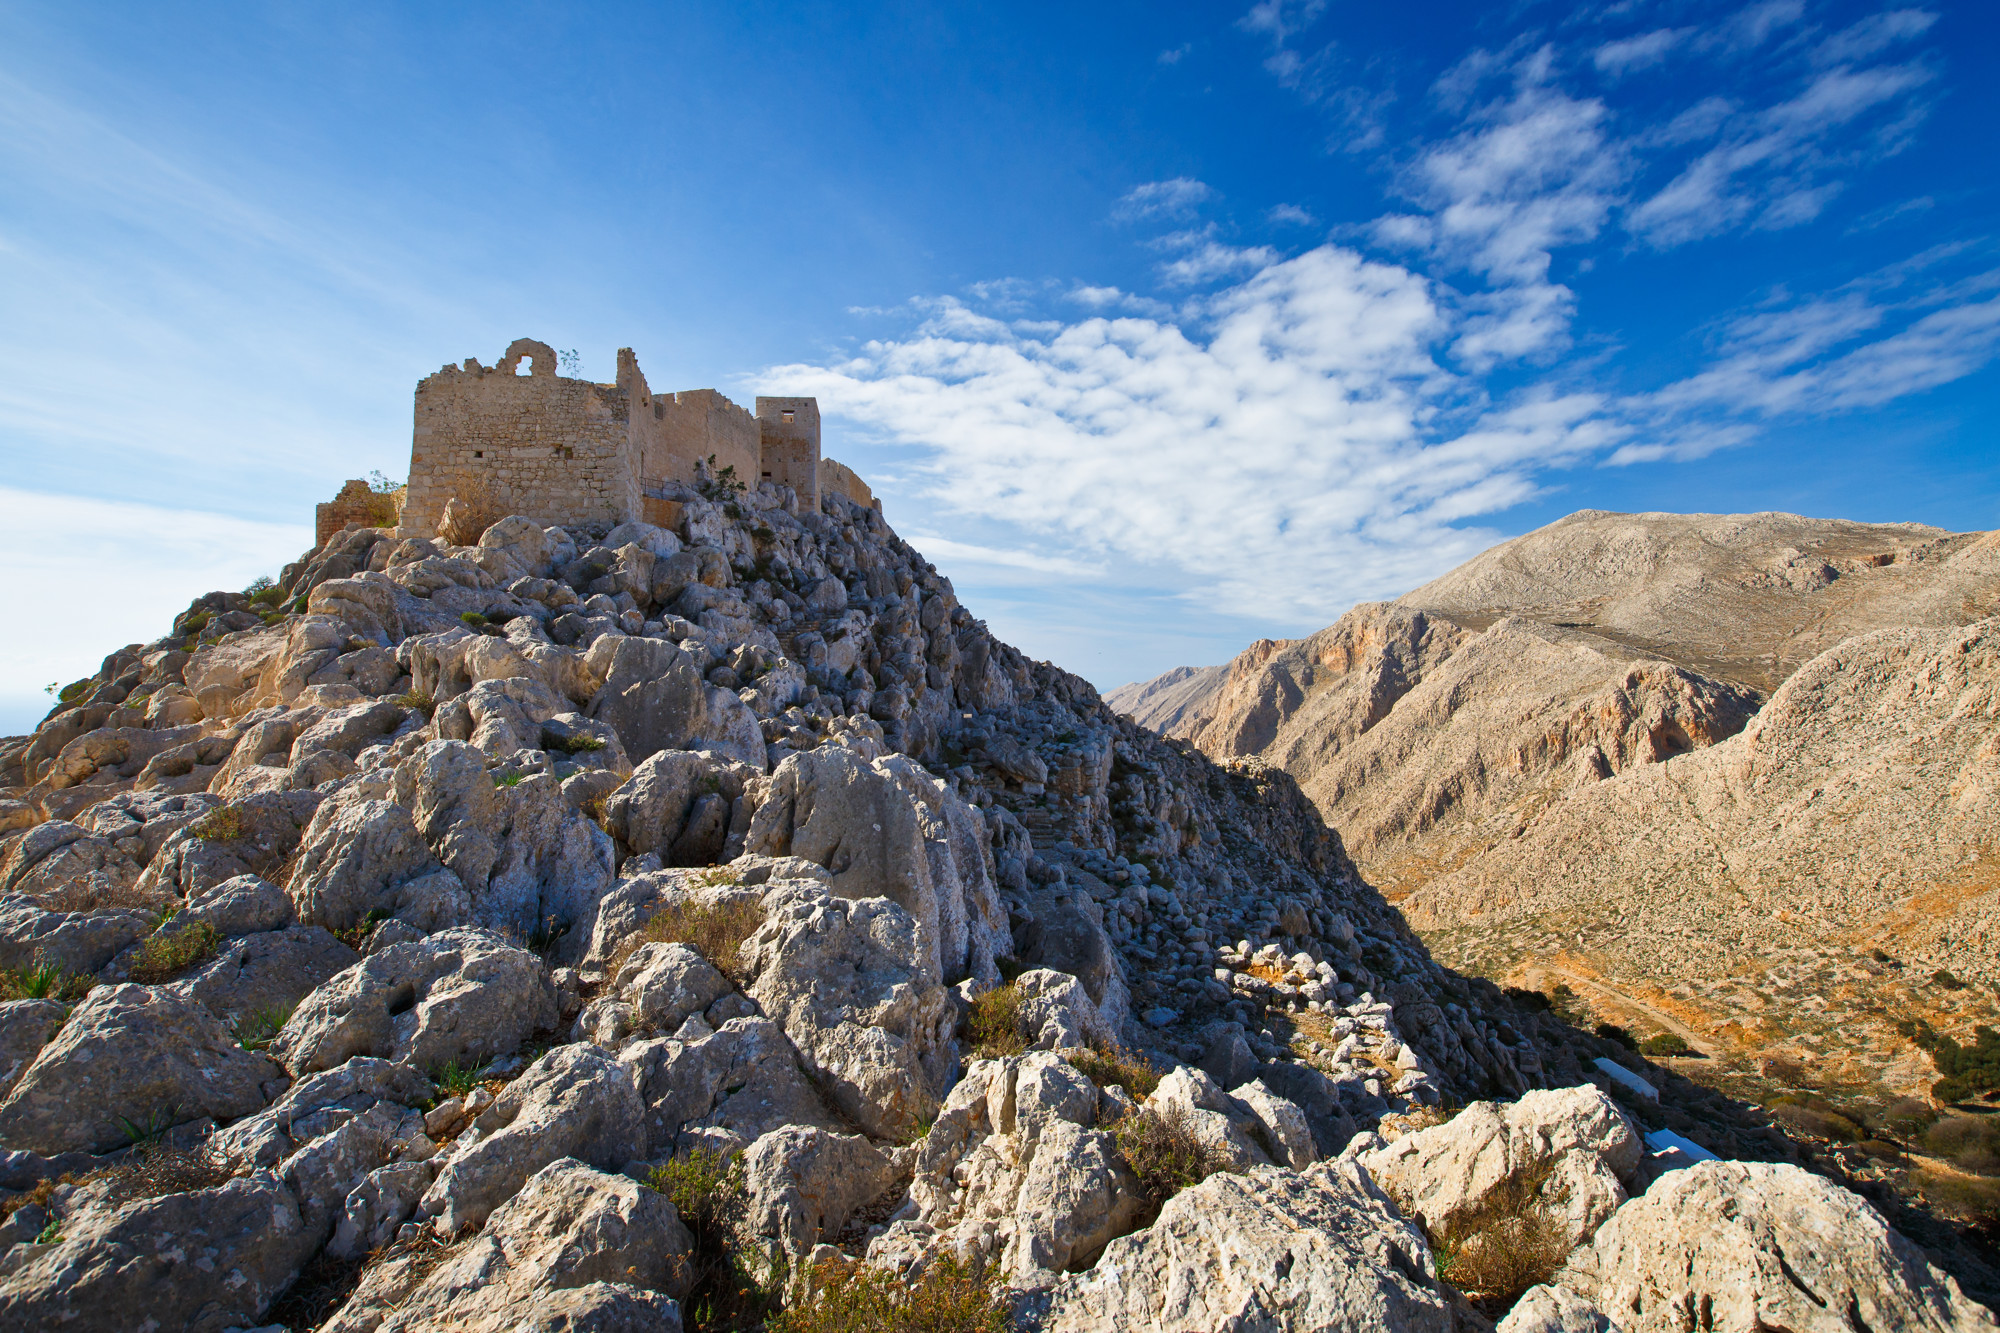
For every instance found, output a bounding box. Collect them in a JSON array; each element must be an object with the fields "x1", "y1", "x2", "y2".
[
  {"x1": 105, "y1": 1145, "x2": 238, "y2": 1204},
  {"x1": 967, "y1": 984, "x2": 1024, "y2": 1058},
  {"x1": 608, "y1": 897, "x2": 765, "y2": 981},
  {"x1": 1063, "y1": 1043, "x2": 1161, "y2": 1100},
  {"x1": 187, "y1": 806, "x2": 248, "y2": 843},
  {"x1": 771, "y1": 1253, "x2": 1012, "y2": 1333},
  {"x1": 1114, "y1": 1102, "x2": 1238, "y2": 1210},
  {"x1": 1421, "y1": 1166, "x2": 1573, "y2": 1318}
]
